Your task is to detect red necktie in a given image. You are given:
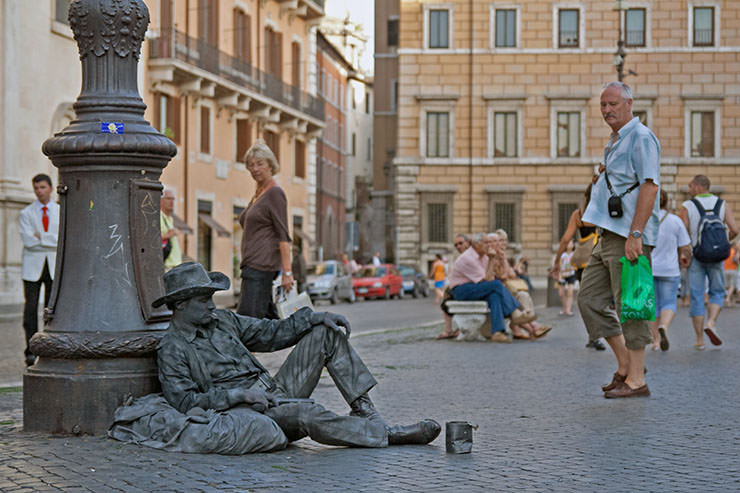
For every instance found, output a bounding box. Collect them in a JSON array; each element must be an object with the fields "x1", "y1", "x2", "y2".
[{"x1": 42, "y1": 206, "x2": 49, "y2": 232}]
